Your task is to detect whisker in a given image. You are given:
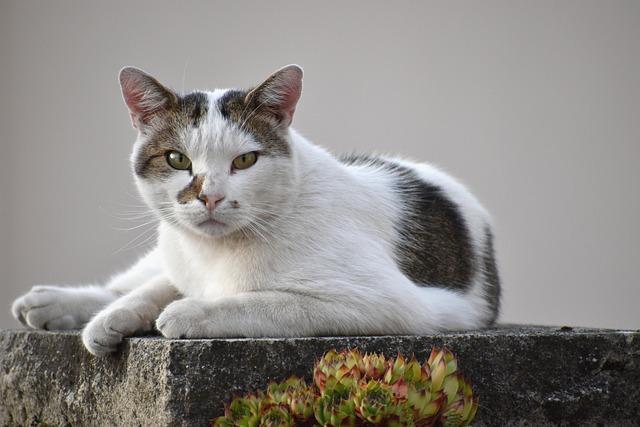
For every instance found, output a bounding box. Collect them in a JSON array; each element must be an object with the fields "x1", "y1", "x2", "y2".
[{"x1": 113, "y1": 226, "x2": 158, "y2": 254}]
